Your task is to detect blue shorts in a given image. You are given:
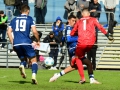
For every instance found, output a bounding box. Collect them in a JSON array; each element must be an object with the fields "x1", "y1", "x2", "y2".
[
  {"x1": 69, "y1": 47, "x2": 86, "y2": 60},
  {"x1": 69, "y1": 47, "x2": 76, "y2": 57},
  {"x1": 13, "y1": 45, "x2": 36, "y2": 59}
]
